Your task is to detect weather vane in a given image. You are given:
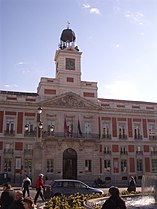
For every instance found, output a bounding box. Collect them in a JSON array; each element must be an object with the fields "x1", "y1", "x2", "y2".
[{"x1": 67, "y1": 21, "x2": 70, "y2": 29}]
